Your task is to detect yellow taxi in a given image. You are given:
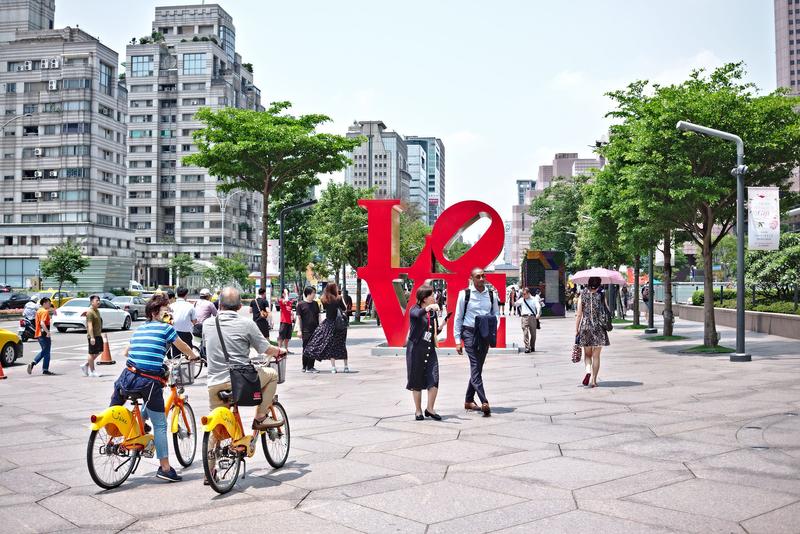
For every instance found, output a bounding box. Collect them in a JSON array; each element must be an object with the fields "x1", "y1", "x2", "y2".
[
  {"x1": 0, "y1": 328, "x2": 23, "y2": 367},
  {"x1": 31, "y1": 289, "x2": 73, "y2": 308}
]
